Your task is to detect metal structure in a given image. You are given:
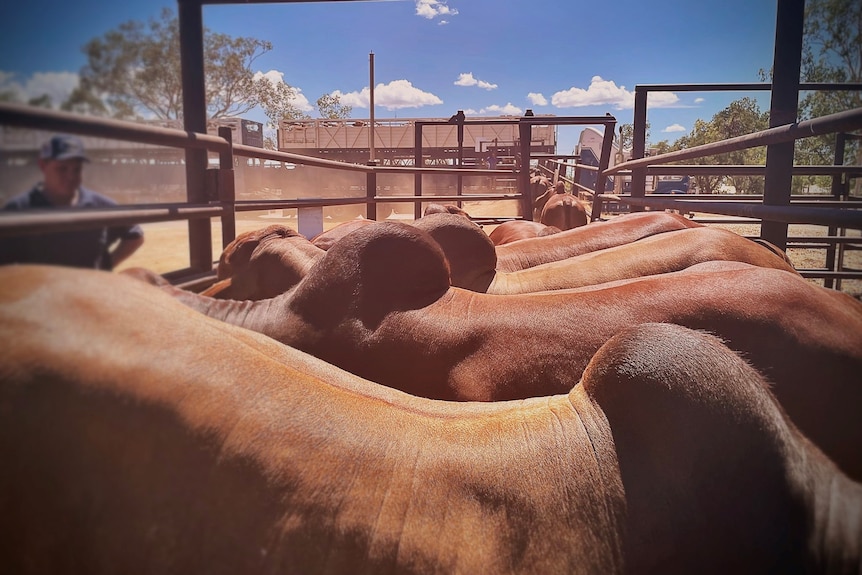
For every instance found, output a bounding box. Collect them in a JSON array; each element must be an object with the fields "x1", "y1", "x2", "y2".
[
  {"x1": 278, "y1": 116, "x2": 557, "y2": 166},
  {"x1": 0, "y1": 0, "x2": 860, "y2": 289}
]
